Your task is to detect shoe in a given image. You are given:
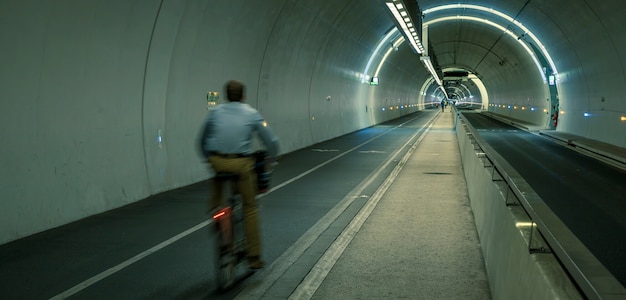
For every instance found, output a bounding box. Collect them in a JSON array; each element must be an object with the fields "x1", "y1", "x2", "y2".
[{"x1": 248, "y1": 256, "x2": 265, "y2": 269}]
